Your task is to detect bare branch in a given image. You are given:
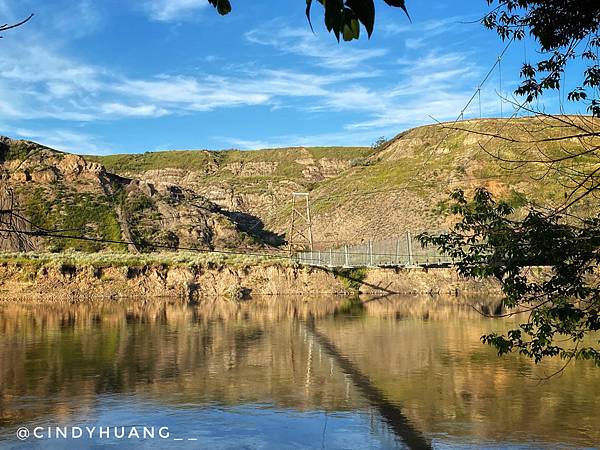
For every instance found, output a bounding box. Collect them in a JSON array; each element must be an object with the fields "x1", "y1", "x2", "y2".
[{"x1": 0, "y1": 13, "x2": 34, "y2": 37}]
